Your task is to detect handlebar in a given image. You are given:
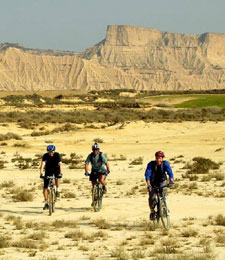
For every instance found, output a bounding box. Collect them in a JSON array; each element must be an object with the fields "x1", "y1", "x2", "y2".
[
  {"x1": 40, "y1": 175, "x2": 59, "y2": 180},
  {"x1": 152, "y1": 183, "x2": 173, "y2": 192}
]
